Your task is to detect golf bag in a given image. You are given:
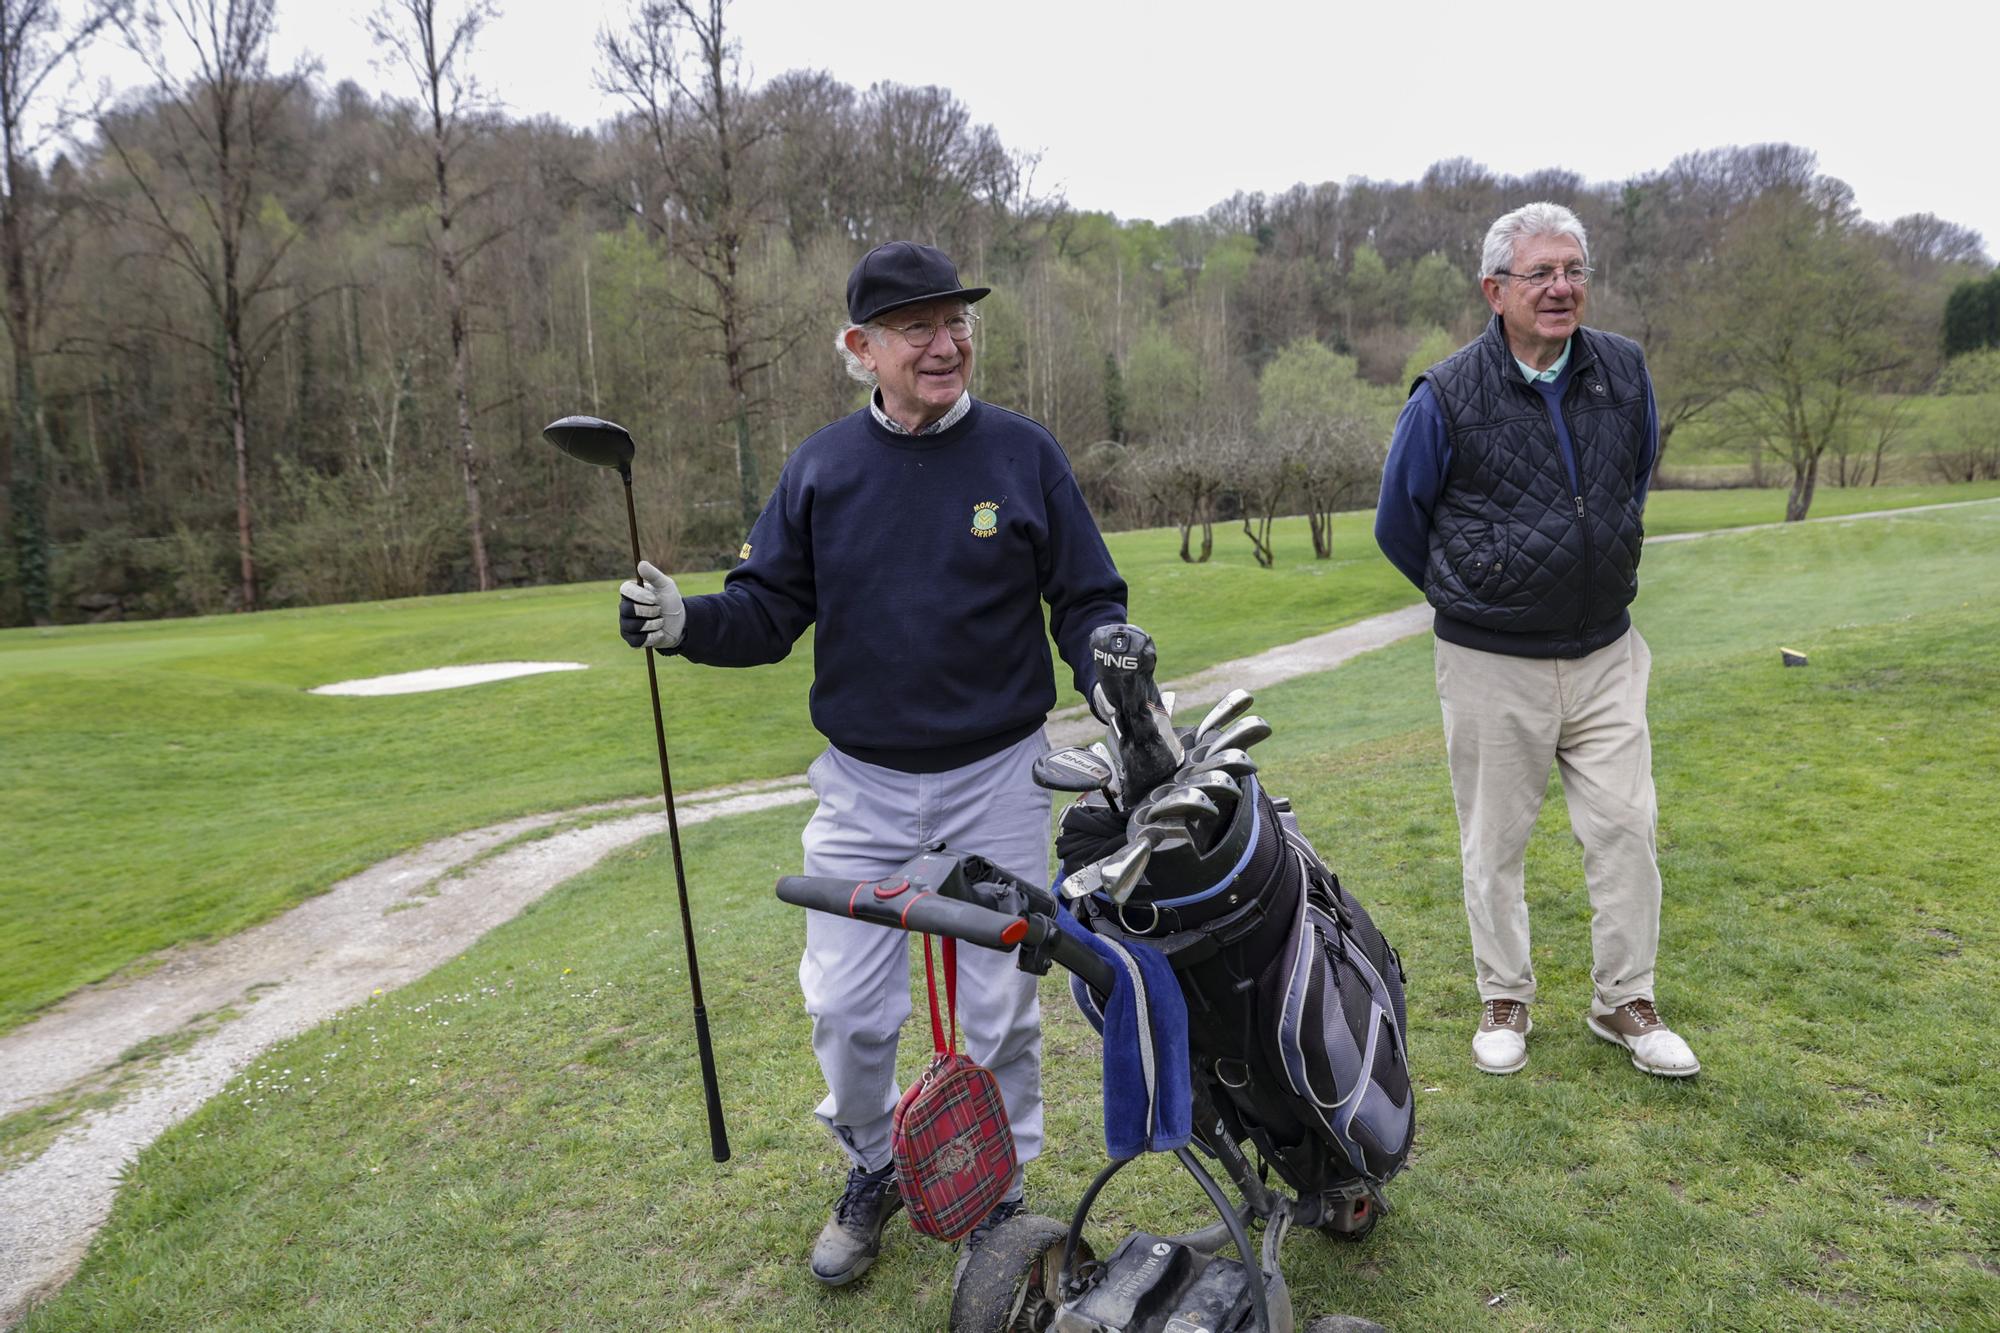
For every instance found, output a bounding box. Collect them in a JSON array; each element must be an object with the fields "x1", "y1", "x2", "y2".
[{"x1": 1060, "y1": 625, "x2": 1413, "y2": 1210}]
